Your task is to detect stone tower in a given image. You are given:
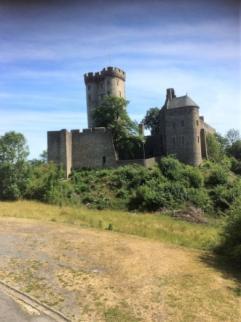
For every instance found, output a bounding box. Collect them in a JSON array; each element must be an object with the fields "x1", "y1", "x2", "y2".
[
  {"x1": 160, "y1": 88, "x2": 203, "y2": 166},
  {"x1": 84, "y1": 67, "x2": 126, "y2": 128}
]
